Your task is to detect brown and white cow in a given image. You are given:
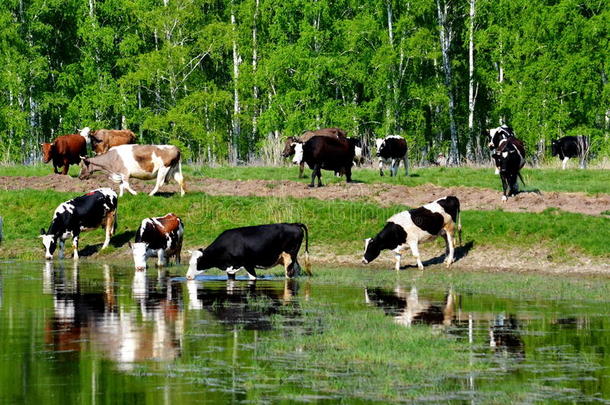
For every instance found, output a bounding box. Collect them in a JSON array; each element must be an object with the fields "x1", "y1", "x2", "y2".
[
  {"x1": 41, "y1": 133, "x2": 88, "y2": 175},
  {"x1": 89, "y1": 129, "x2": 137, "y2": 155},
  {"x1": 131, "y1": 213, "x2": 184, "y2": 271},
  {"x1": 79, "y1": 144, "x2": 186, "y2": 197}
]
